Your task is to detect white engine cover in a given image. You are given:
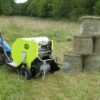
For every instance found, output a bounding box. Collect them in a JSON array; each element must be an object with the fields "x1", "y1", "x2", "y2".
[{"x1": 23, "y1": 37, "x2": 50, "y2": 45}]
